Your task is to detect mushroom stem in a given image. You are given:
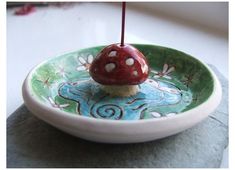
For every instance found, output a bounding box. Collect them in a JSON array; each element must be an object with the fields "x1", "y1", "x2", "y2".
[{"x1": 102, "y1": 85, "x2": 139, "y2": 97}]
